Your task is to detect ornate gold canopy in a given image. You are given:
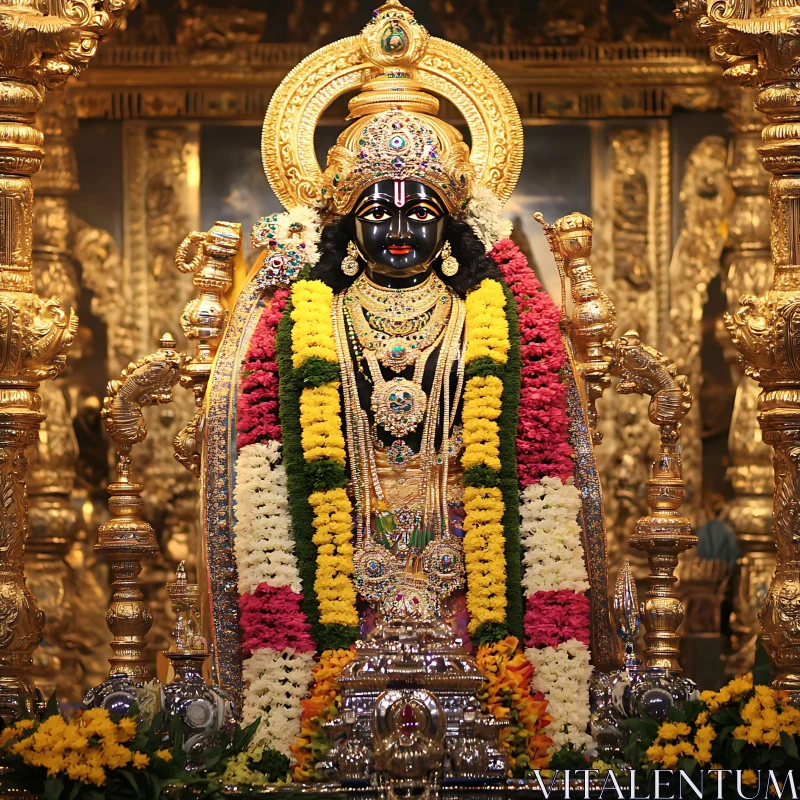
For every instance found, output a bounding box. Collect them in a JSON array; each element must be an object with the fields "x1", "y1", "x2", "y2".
[{"x1": 261, "y1": 0, "x2": 523, "y2": 212}]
